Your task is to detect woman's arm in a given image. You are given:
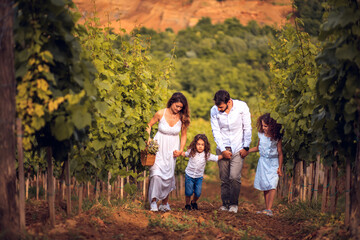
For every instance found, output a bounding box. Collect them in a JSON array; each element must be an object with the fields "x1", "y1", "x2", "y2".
[
  {"x1": 277, "y1": 139, "x2": 283, "y2": 177},
  {"x1": 174, "y1": 126, "x2": 187, "y2": 157},
  {"x1": 248, "y1": 140, "x2": 259, "y2": 153},
  {"x1": 146, "y1": 110, "x2": 162, "y2": 142}
]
